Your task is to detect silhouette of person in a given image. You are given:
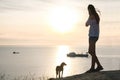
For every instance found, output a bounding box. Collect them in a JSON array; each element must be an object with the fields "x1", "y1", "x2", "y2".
[{"x1": 85, "y1": 4, "x2": 103, "y2": 73}]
